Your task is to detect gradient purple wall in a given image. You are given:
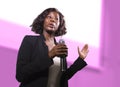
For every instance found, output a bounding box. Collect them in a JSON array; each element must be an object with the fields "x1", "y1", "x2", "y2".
[
  {"x1": 68, "y1": 0, "x2": 120, "y2": 87},
  {"x1": 0, "y1": 0, "x2": 120, "y2": 87}
]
